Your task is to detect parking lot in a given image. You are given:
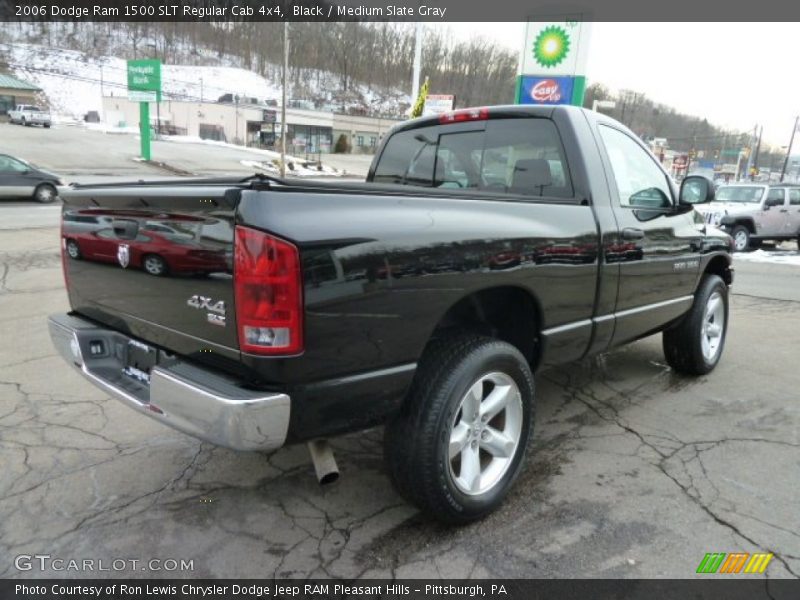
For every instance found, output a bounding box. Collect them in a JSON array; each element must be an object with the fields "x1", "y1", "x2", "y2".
[
  {"x1": 0, "y1": 122, "x2": 374, "y2": 178},
  {"x1": 0, "y1": 208, "x2": 798, "y2": 578}
]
